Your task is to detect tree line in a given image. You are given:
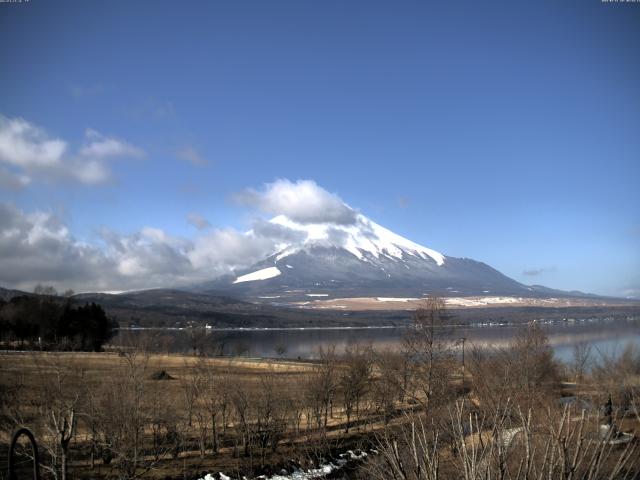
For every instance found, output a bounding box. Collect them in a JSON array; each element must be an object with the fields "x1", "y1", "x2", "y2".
[{"x1": 0, "y1": 285, "x2": 117, "y2": 351}]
